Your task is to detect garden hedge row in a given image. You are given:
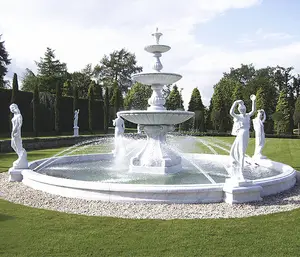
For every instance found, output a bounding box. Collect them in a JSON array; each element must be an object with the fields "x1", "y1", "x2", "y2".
[{"x1": 0, "y1": 89, "x2": 104, "y2": 134}]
